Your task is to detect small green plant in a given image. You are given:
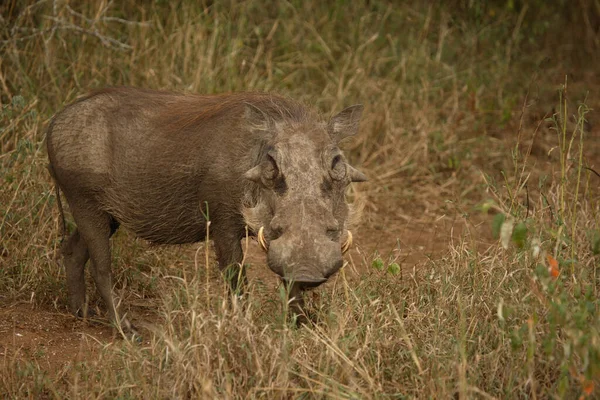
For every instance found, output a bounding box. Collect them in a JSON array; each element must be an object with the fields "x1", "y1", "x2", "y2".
[
  {"x1": 371, "y1": 257, "x2": 384, "y2": 271},
  {"x1": 387, "y1": 262, "x2": 401, "y2": 275},
  {"x1": 371, "y1": 256, "x2": 401, "y2": 276}
]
